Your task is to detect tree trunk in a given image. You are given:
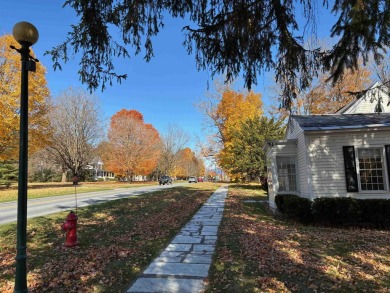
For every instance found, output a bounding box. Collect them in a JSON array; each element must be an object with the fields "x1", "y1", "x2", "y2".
[
  {"x1": 126, "y1": 170, "x2": 132, "y2": 183},
  {"x1": 61, "y1": 171, "x2": 67, "y2": 183}
]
